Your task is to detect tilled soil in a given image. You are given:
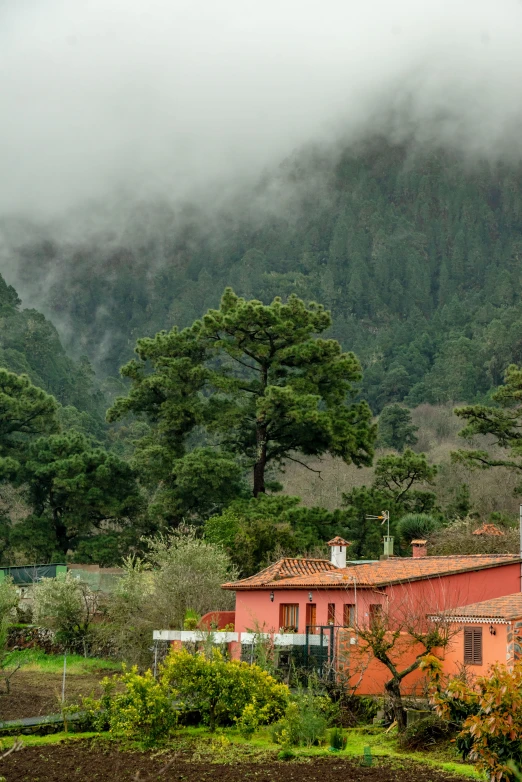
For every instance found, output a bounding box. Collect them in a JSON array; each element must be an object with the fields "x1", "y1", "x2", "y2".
[
  {"x1": 0, "y1": 743, "x2": 469, "y2": 782},
  {"x1": 0, "y1": 671, "x2": 112, "y2": 722}
]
